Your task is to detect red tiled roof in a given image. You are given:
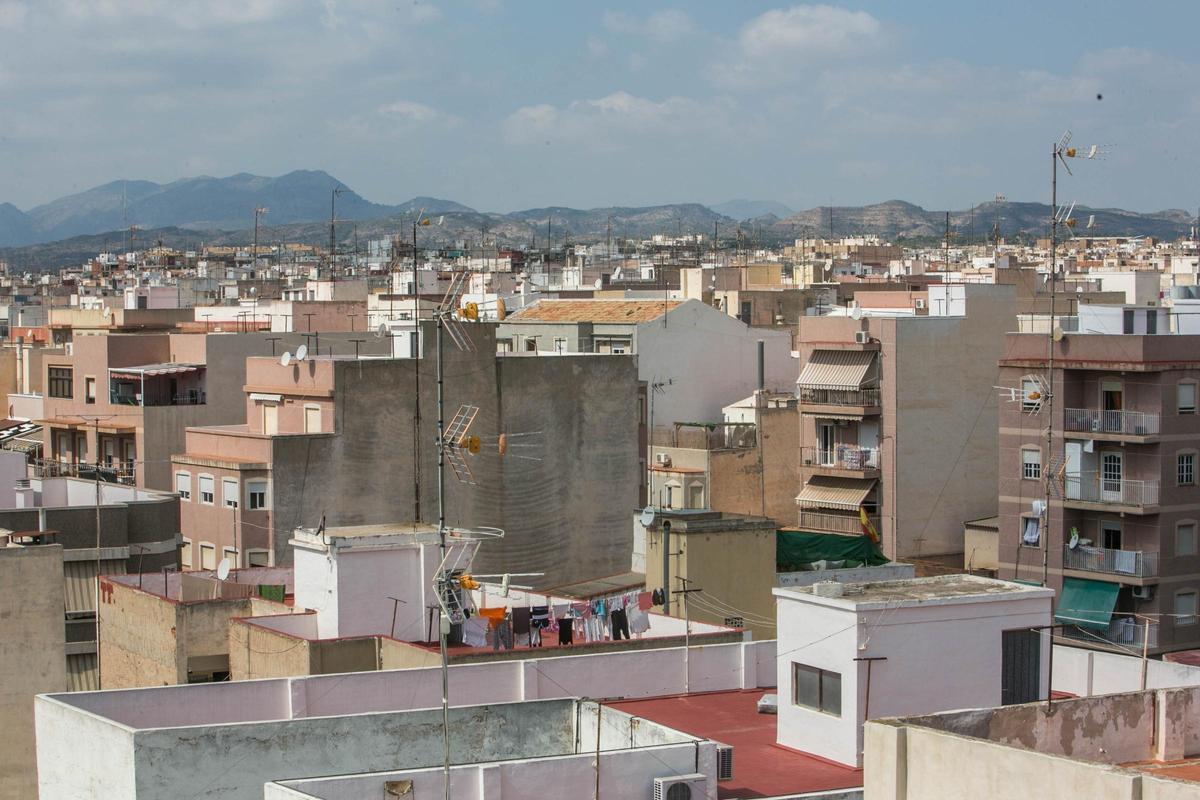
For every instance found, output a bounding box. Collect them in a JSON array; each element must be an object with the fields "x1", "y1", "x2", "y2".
[{"x1": 606, "y1": 690, "x2": 862, "y2": 799}]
